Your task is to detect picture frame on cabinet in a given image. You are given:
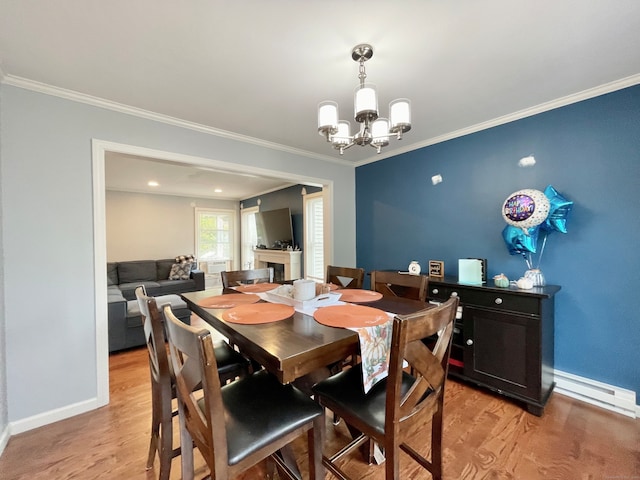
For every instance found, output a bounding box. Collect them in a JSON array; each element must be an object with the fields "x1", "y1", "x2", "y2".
[{"x1": 429, "y1": 260, "x2": 444, "y2": 277}]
